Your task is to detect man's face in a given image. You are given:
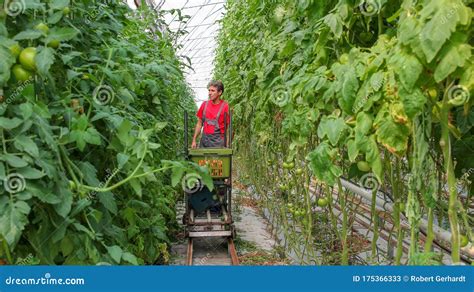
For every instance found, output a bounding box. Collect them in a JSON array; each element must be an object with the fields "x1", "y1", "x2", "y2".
[{"x1": 208, "y1": 86, "x2": 222, "y2": 102}]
